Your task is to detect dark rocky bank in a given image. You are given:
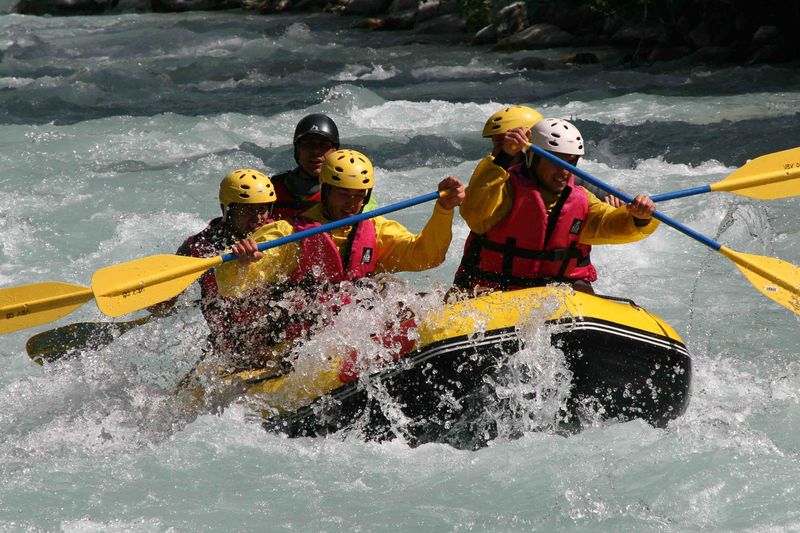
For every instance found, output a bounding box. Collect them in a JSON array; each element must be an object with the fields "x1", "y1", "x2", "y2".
[{"x1": 12, "y1": 0, "x2": 800, "y2": 67}]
